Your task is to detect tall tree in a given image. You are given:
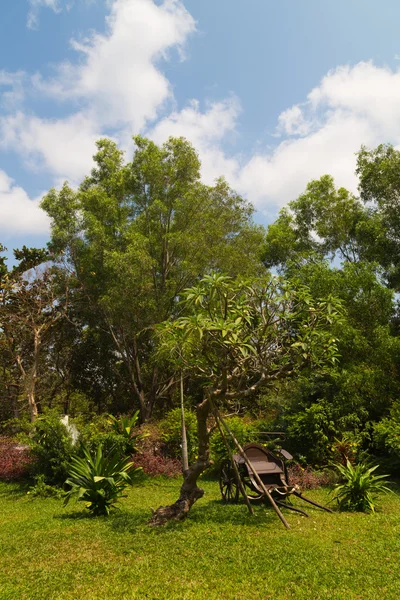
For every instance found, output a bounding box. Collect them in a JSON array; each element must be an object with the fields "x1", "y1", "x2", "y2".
[
  {"x1": 0, "y1": 266, "x2": 69, "y2": 421},
  {"x1": 42, "y1": 136, "x2": 265, "y2": 421}
]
